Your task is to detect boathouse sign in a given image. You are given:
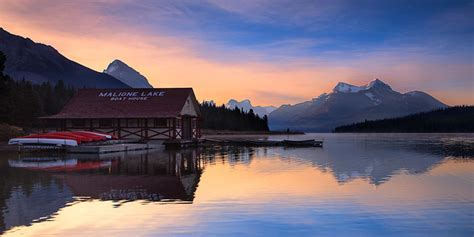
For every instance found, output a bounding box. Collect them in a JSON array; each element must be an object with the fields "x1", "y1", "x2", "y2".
[{"x1": 98, "y1": 91, "x2": 166, "y2": 101}]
